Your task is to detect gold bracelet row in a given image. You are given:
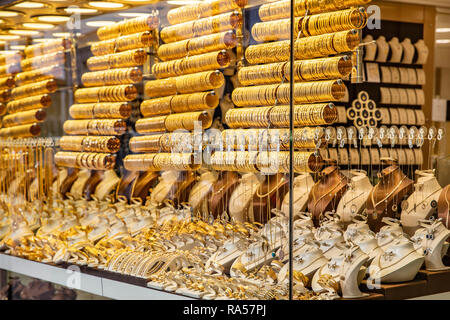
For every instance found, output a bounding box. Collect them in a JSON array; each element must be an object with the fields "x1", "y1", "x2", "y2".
[
  {"x1": 167, "y1": 0, "x2": 247, "y2": 25},
  {"x1": 24, "y1": 38, "x2": 70, "y2": 58},
  {"x1": 2, "y1": 108, "x2": 46, "y2": 128},
  {"x1": 69, "y1": 102, "x2": 132, "y2": 120},
  {"x1": 74, "y1": 84, "x2": 138, "y2": 103},
  {"x1": 15, "y1": 65, "x2": 63, "y2": 87},
  {"x1": 63, "y1": 119, "x2": 127, "y2": 136},
  {"x1": 141, "y1": 91, "x2": 218, "y2": 117},
  {"x1": 129, "y1": 132, "x2": 196, "y2": 153},
  {"x1": 6, "y1": 94, "x2": 51, "y2": 114},
  {"x1": 97, "y1": 15, "x2": 159, "y2": 41},
  {"x1": 225, "y1": 103, "x2": 337, "y2": 128},
  {"x1": 86, "y1": 49, "x2": 147, "y2": 72},
  {"x1": 124, "y1": 153, "x2": 200, "y2": 172},
  {"x1": 81, "y1": 67, "x2": 143, "y2": 87},
  {"x1": 232, "y1": 80, "x2": 346, "y2": 106},
  {"x1": 91, "y1": 31, "x2": 157, "y2": 57},
  {"x1": 60, "y1": 136, "x2": 121, "y2": 153},
  {"x1": 145, "y1": 70, "x2": 224, "y2": 98},
  {"x1": 21, "y1": 51, "x2": 65, "y2": 72},
  {"x1": 152, "y1": 50, "x2": 230, "y2": 79},
  {"x1": 0, "y1": 123, "x2": 40, "y2": 138},
  {"x1": 158, "y1": 30, "x2": 238, "y2": 61},
  {"x1": 136, "y1": 111, "x2": 213, "y2": 133},
  {"x1": 161, "y1": 11, "x2": 242, "y2": 44},
  {"x1": 238, "y1": 56, "x2": 352, "y2": 86},
  {"x1": 11, "y1": 79, "x2": 57, "y2": 101},
  {"x1": 54, "y1": 151, "x2": 116, "y2": 170}
]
